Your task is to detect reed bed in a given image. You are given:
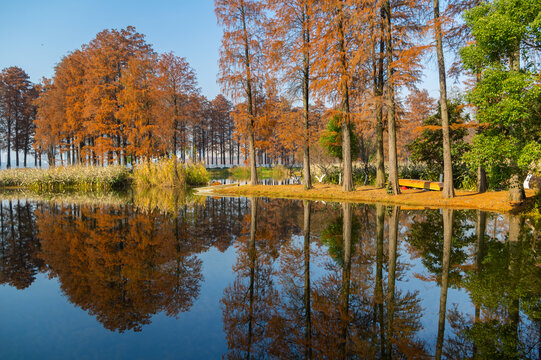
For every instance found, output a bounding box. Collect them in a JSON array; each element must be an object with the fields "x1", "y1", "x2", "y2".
[
  {"x1": 132, "y1": 158, "x2": 209, "y2": 188},
  {"x1": 0, "y1": 166, "x2": 131, "y2": 191}
]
